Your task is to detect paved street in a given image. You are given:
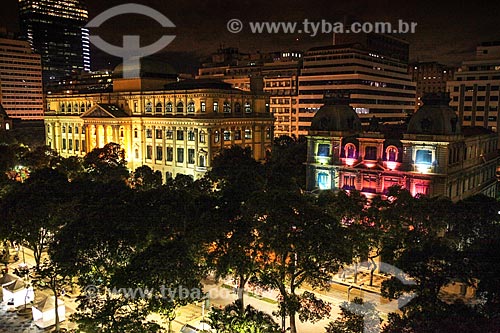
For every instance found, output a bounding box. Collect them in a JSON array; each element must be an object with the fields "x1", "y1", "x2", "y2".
[{"x1": 2, "y1": 245, "x2": 398, "y2": 332}]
